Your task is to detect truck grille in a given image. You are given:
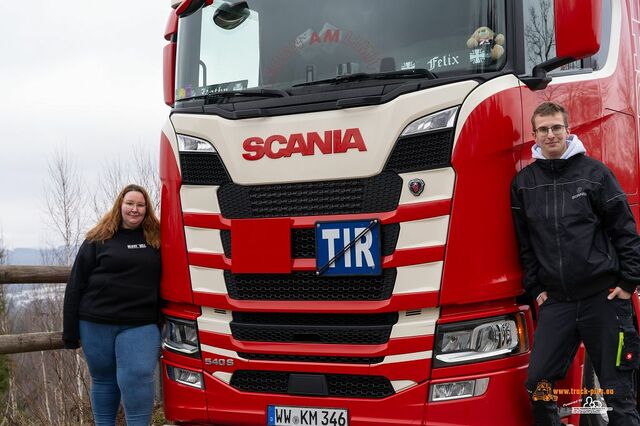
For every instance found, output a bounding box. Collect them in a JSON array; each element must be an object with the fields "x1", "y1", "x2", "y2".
[
  {"x1": 237, "y1": 353, "x2": 384, "y2": 364},
  {"x1": 224, "y1": 269, "x2": 396, "y2": 301},
  {"x1": 181, "y1": 131, "x2": 450, "y2": 394},
  {"x1": 179, "y1": 152, "x2": 231, "y2": 185},
  {"x1": 224, "y1": 269, "x2": 397, "y2": 301},
  {"x1": 230, "y1": 370, "x2": 395, "y2": 398},
  {"x1": 384, "y1": 129, "x2": 454, "y2": 173},
  {"x1": 220, "y1": 223, "x2": 400, "y2": 259},
  {"x1": 230, "y1": 312, "x2": 398, "y2": 344},
  {"x1": 217, "y1": 171, "x2": 402, "y2": 218}
]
